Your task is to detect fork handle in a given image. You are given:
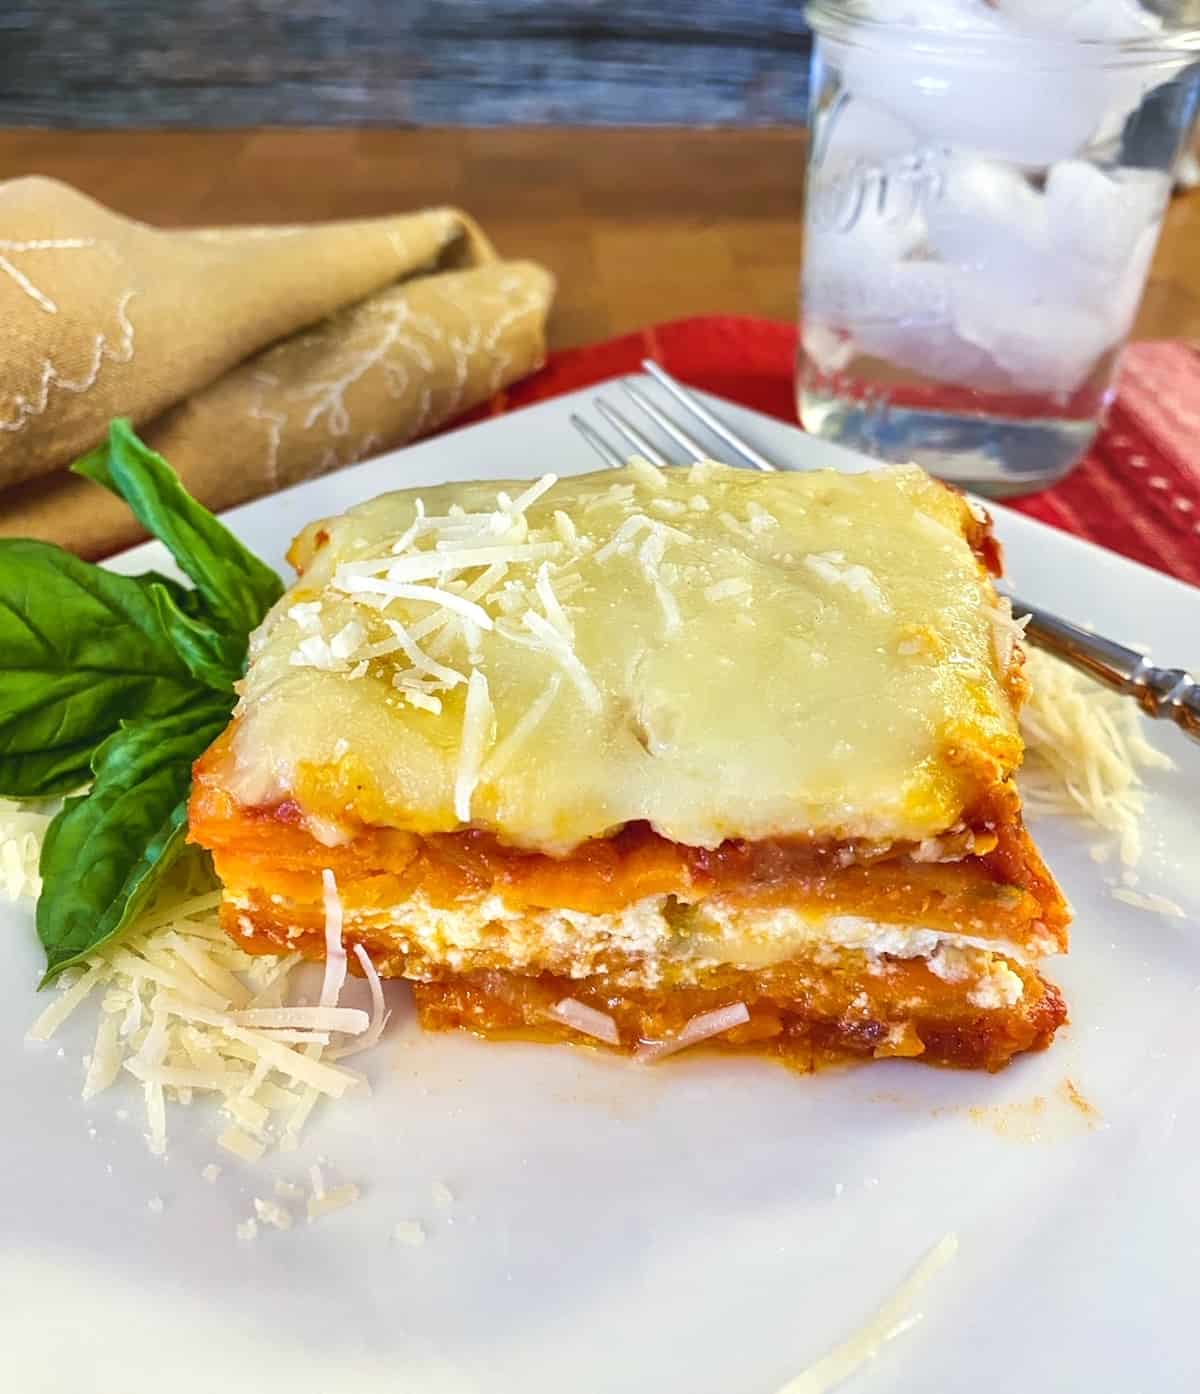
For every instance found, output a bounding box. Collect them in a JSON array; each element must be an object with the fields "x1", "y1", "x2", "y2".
[{"x1": 1013, "y1": 596, "x2": 1200, "y2": 743}]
